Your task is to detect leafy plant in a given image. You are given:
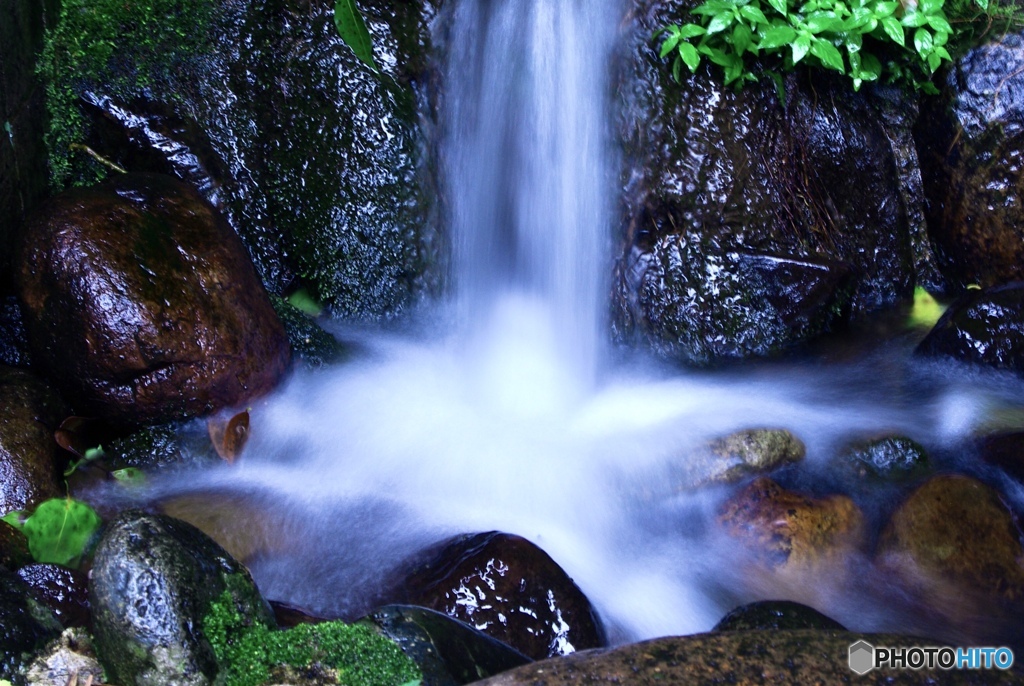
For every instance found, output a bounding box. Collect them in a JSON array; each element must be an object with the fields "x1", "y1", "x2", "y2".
[
  {"x1": 658, "y1": 0, "x2": 968, "y2": 95},
  {"x1": 334, "y1": 0, "x2": 378, "y2": 71},
  {"x1": 2, "y1": 498, "x2": 102, "y2": 567}
]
